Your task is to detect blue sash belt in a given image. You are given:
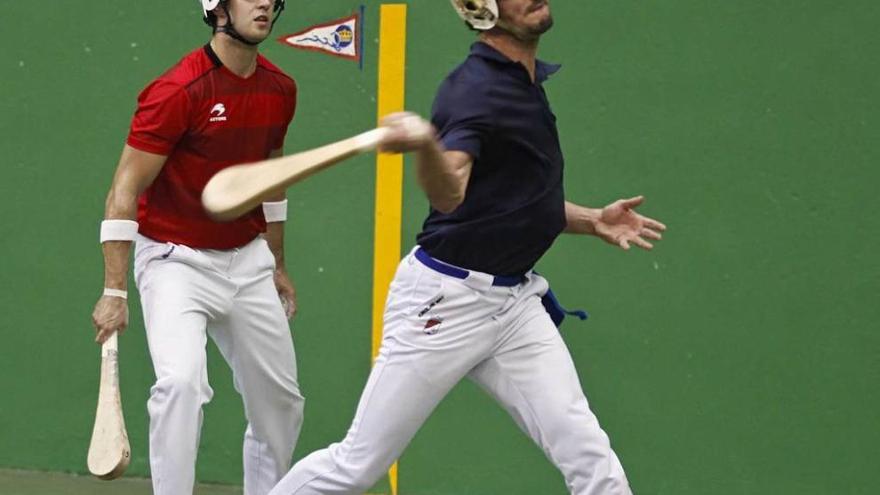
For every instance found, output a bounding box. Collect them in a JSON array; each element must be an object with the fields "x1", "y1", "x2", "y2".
[
  {"x1": 414, "y1": 248, "x2": 588, "y2": 328},
  {"x1": 414, "y1": 248, "x2": 525, "y2": 287}
]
